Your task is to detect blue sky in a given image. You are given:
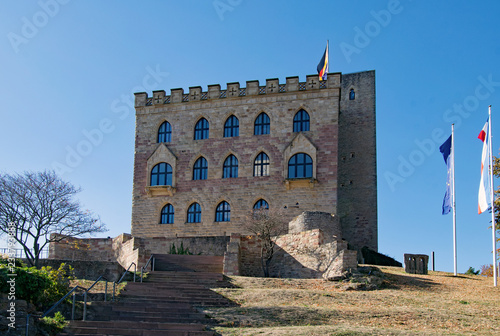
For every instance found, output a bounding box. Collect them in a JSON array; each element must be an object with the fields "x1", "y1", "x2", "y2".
[{"x1": 1, "y1": 0, "x2": 499, "y2": 273}]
